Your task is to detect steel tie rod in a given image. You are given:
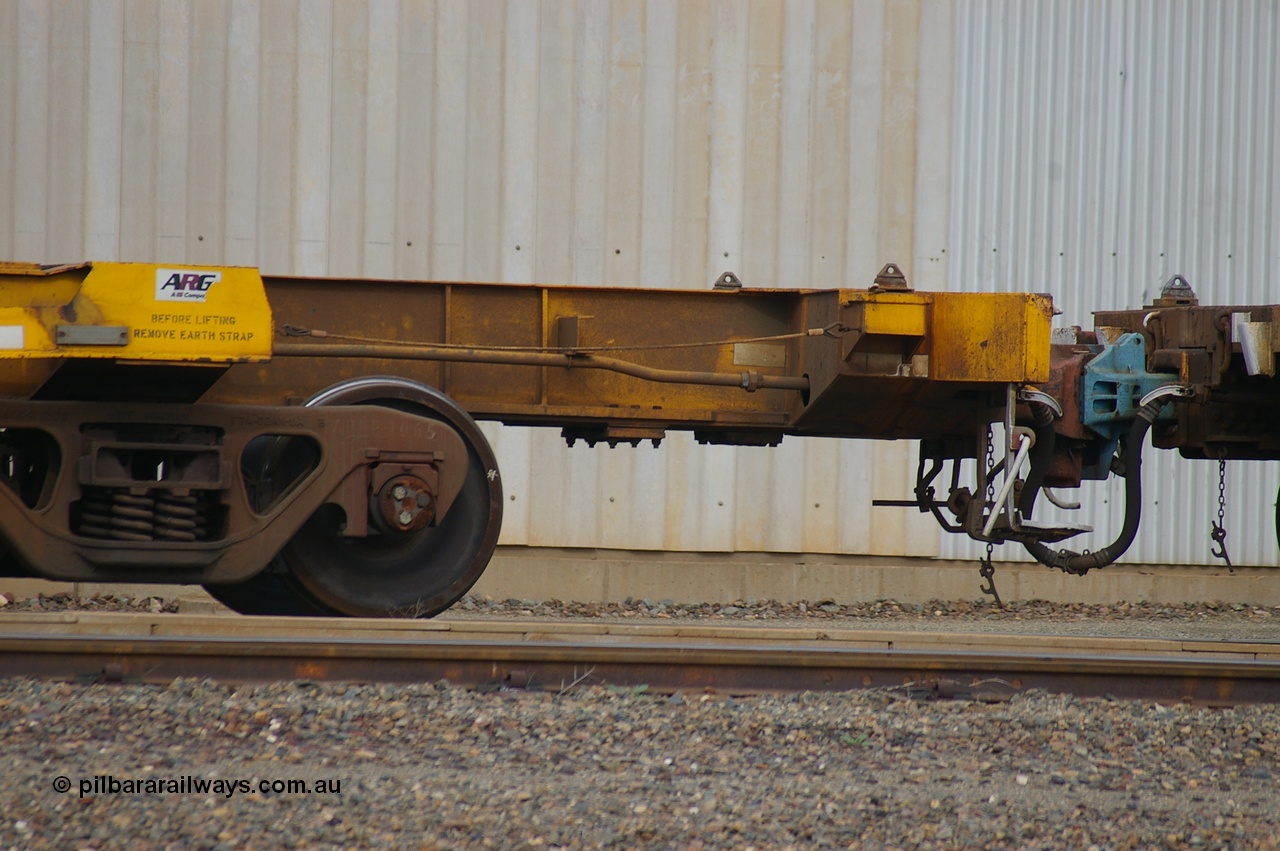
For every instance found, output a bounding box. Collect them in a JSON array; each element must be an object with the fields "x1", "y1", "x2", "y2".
[{"x1": 274, "y1": 341, "x2": 811, "y2": 393}]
